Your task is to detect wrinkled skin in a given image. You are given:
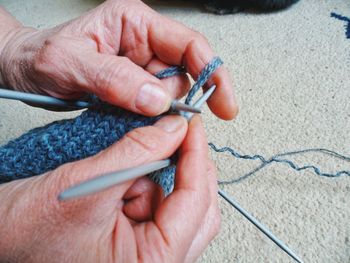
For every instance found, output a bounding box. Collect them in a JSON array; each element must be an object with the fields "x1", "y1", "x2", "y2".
[
  {"x1": 0, "y1": 1, "x2": 235, "y2": 262},
  {"x1": 0, "y1": 116, "x2": 221, "y2": 263},
  {"x1": 0, "y1": 0, "x2": 238, "y2": 119}
]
